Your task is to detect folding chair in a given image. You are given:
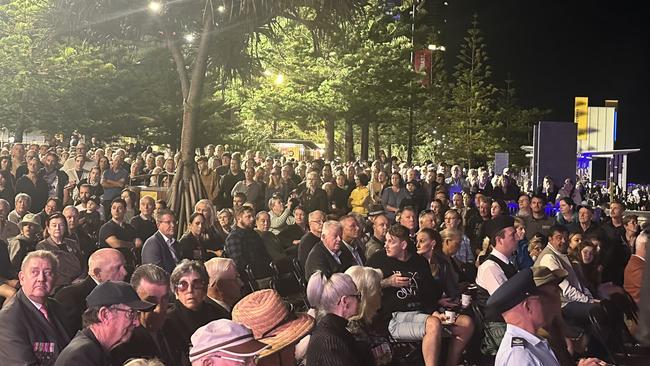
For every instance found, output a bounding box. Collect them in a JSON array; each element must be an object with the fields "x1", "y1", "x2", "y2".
[{"x1": 270, "y1": 258, "x2": 310, "y2": 311}]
